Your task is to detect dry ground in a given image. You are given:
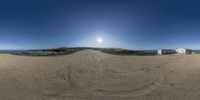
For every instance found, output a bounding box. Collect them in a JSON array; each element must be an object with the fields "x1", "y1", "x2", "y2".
[{"x1": 0, "y1": 50, "x2": 200, "y2": 100}]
